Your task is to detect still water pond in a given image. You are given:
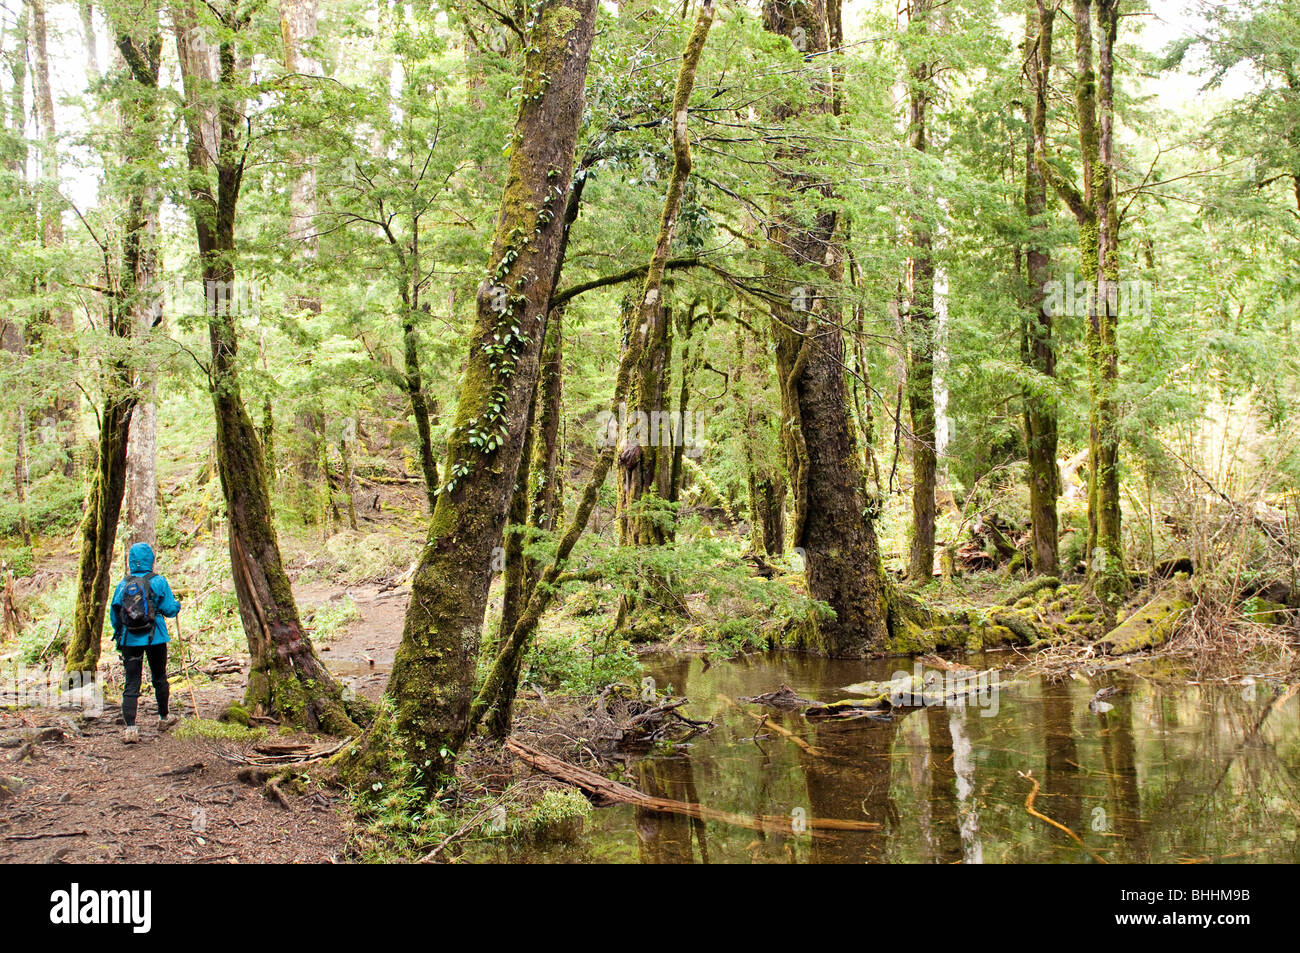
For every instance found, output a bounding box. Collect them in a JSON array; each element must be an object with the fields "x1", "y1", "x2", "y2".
[{"x1": 467, "y1": 650, "x2": 1300, "y2": 863}]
